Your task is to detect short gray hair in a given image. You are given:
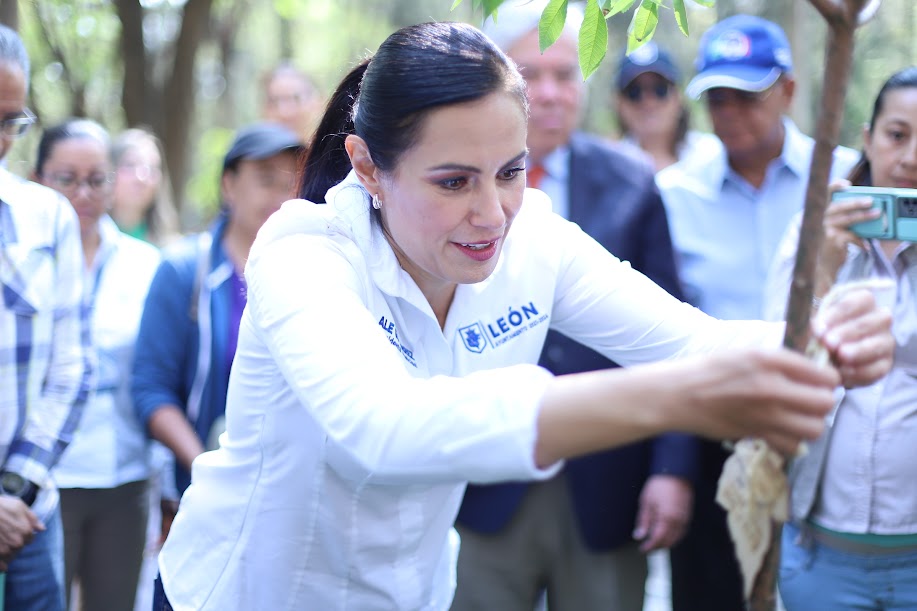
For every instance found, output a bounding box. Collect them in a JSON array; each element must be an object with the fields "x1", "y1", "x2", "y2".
[
  {"x1": 481, "y1": 0, "x2": 585, "y2": 53},
  {"x1": 0, "y1": 24, "x2": 29, "y2": 84}
]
